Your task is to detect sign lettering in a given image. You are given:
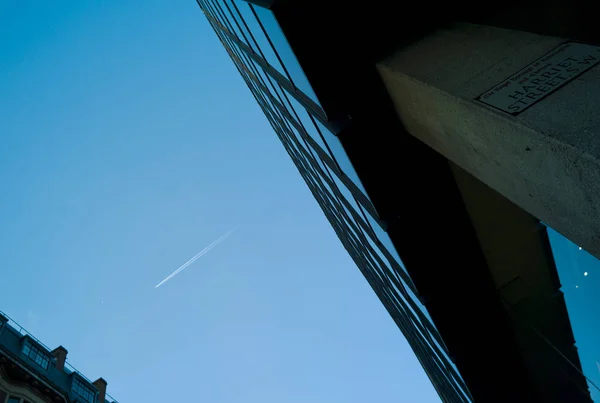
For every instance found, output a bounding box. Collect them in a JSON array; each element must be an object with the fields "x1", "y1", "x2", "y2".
[{"x1": 477, "y1": 42, "x2": 600, "y2": 114}]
